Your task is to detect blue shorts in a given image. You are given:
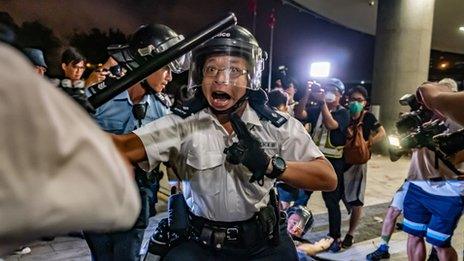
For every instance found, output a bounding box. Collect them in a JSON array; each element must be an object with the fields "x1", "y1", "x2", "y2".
[{"x1": 403, "y1": 183, "x2": 463, "y2": 247}]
